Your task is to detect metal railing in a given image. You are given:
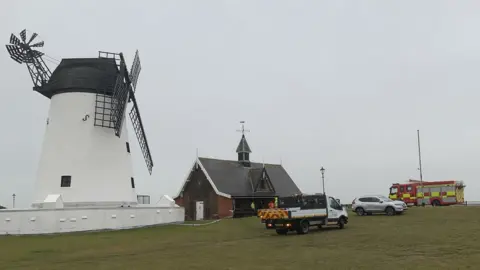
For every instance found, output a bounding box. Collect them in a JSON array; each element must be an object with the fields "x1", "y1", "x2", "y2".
[{"x1": 458, "y1": 201, "x2": 480, "y2": 206}]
